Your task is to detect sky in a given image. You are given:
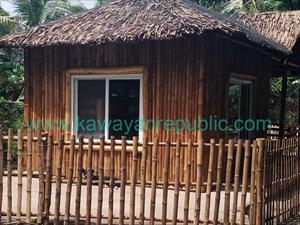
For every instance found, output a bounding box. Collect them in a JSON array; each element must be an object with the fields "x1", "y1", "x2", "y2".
[{"x1": 0, "y1": 0, "x2": 97, "y2": 15}]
